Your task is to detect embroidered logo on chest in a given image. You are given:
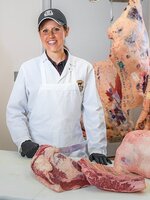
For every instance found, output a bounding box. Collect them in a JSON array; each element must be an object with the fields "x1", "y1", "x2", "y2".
[{"x1": 77, "y1": 80, "x2": 84, "y2": 92}]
